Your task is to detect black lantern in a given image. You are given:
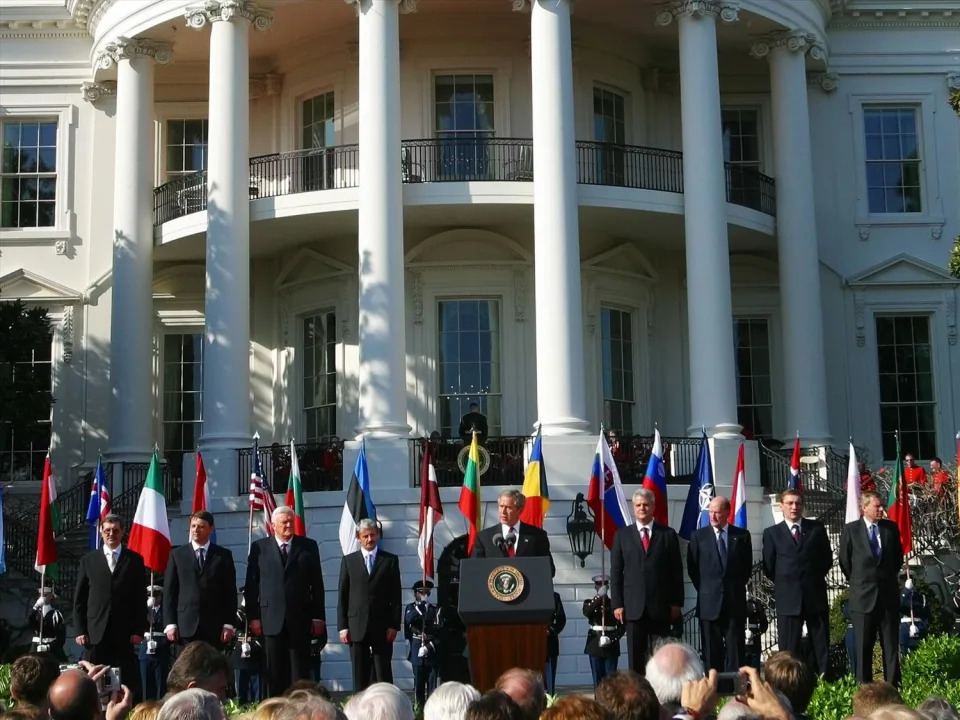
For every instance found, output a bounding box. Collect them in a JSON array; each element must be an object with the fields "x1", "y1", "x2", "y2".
[{"x1": 566, "y1": 492, "x2": 596, "y2": 567}]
